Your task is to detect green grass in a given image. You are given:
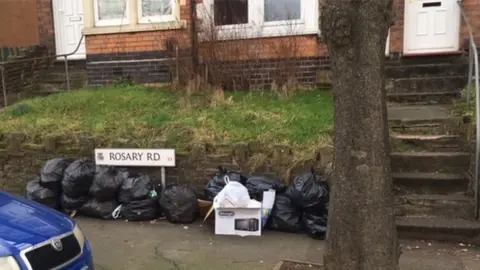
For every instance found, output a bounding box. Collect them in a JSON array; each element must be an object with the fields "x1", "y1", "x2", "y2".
[
  {"x1": 453, "y1": 85, "x2": 476, "y2": 119},
  {"x1": 0, "y1": 86, "x2": 334, "y2": 150}
]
